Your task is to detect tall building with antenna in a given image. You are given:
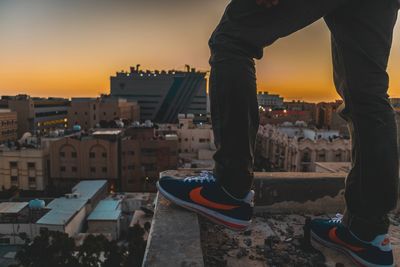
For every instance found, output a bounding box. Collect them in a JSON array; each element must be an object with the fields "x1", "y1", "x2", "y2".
[{"x1": 110, "y1": 65, "x2": 207, "y2": 123}]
